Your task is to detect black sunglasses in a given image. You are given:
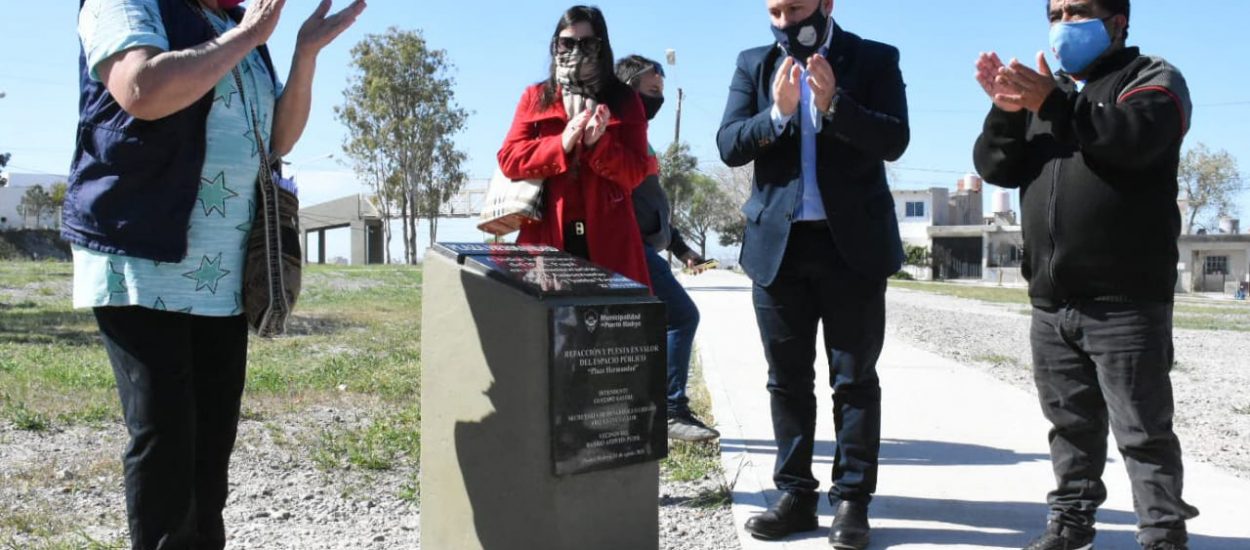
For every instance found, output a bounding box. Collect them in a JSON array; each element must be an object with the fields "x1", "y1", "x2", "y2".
[{"x1": 555, "y1": 36, "x2": 603, "y2": 54}]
